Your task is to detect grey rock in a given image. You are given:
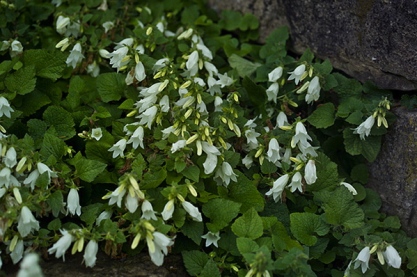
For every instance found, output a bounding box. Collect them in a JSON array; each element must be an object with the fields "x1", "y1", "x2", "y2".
[
  {"x1": 207, "y1": 0, "x2": 417, "y2": 91},
  {"x1": 368, "y1": 107, "x2": 417, "y2": 237}
]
